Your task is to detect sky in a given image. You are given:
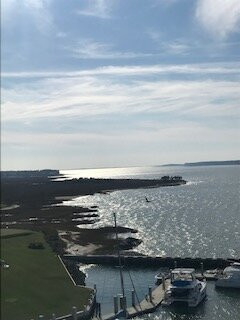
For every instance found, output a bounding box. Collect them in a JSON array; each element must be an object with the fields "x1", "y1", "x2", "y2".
[{"x1": 1, "y1": 0, "x2": 240, "y2": 170}]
